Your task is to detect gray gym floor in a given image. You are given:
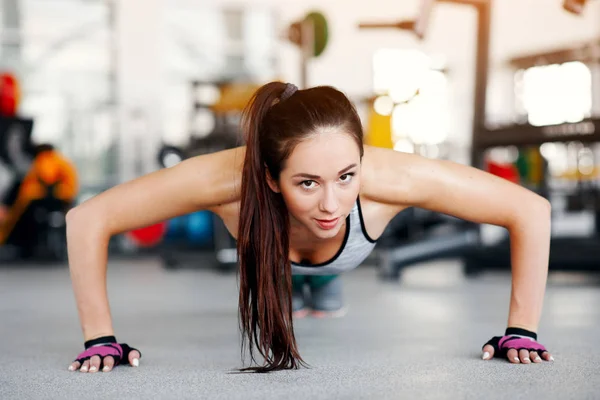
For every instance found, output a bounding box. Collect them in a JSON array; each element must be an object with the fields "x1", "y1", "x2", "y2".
[{"x1": 1, "y1": 257, "x2": 599, "y2": 400}]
